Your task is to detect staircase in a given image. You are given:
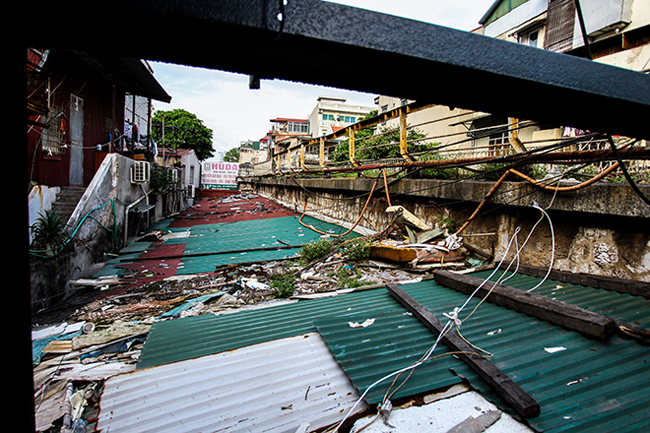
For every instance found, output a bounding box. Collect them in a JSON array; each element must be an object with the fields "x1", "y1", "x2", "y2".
[{"x1": 51, "y1": 186, "x2": 86, "y2": 225}]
